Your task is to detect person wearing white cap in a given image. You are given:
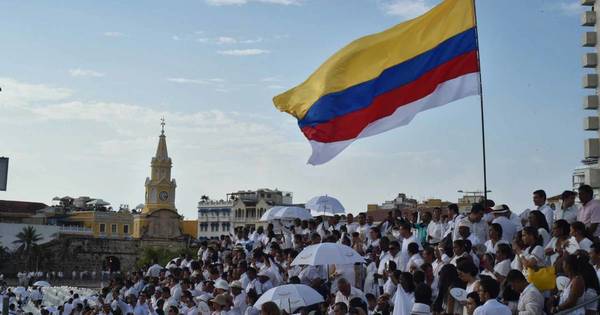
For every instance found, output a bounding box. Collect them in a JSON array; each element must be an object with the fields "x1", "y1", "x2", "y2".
[
  {"x1": 229, "y1": 281, "x2": 247, "y2": 315},
  {"x1": 254, "y1": 271, "x2": 273, "y2": 295},
  {"x1": 214, "y1": 279, "x2": 229, "y2": 295}
]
